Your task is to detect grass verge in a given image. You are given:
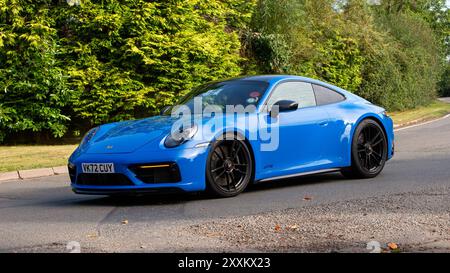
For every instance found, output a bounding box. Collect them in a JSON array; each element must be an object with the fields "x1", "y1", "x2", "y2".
[
  {"x1": 0, "y1": 145, "x2": 77, "y2": 172},
  {"x1": 390, "y1": 100, "x2": 450, "y2": 128}
]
